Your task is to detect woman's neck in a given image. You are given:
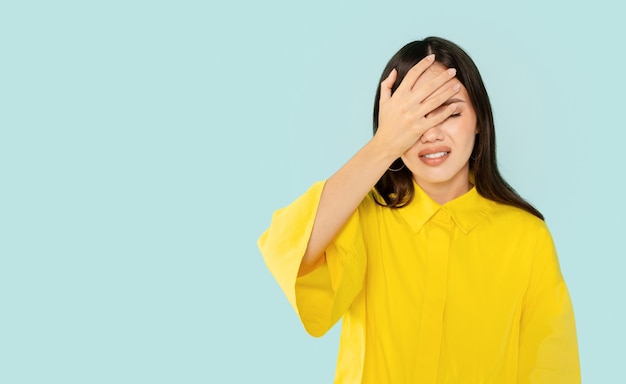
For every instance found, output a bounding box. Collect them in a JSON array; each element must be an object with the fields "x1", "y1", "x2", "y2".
[{"x1": 414, "y1": 173, "x2": 473, "y2": 205}]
